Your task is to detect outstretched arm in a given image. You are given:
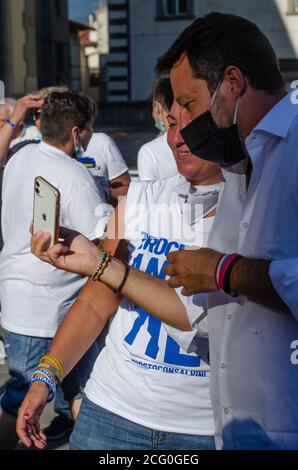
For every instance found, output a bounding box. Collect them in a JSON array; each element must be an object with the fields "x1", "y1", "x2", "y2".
[
  {"x1": 30, "y1": 227, "x2": 191, "y2": 332},
  {"x1": 16, "y1": 208, "x2": 127, "y2": 449}
]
